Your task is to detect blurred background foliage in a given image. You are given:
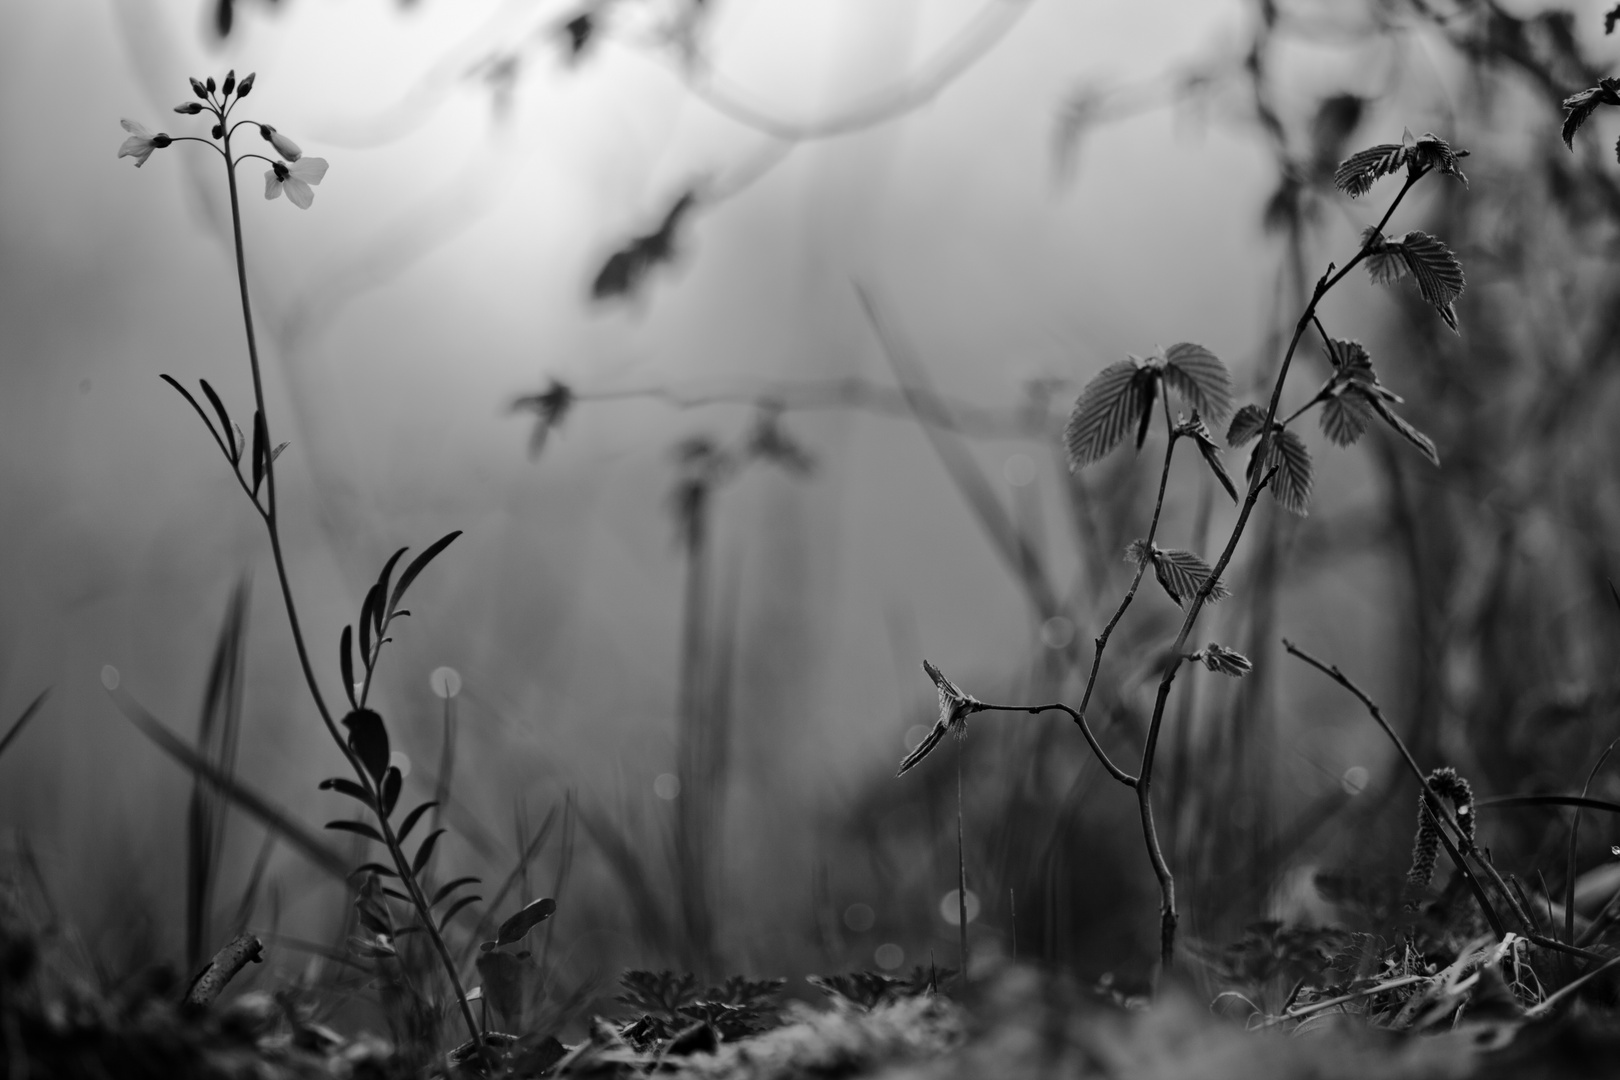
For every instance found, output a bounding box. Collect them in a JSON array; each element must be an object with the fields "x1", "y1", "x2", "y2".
[{"x1": 3, "y1": 0, "x2": 1620, "y2": 1043}]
